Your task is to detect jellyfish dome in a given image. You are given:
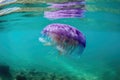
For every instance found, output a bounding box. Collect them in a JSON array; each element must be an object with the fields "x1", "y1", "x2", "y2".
[{"x1": 39, "y1": 23, "x2": 86, "y2": 56}]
